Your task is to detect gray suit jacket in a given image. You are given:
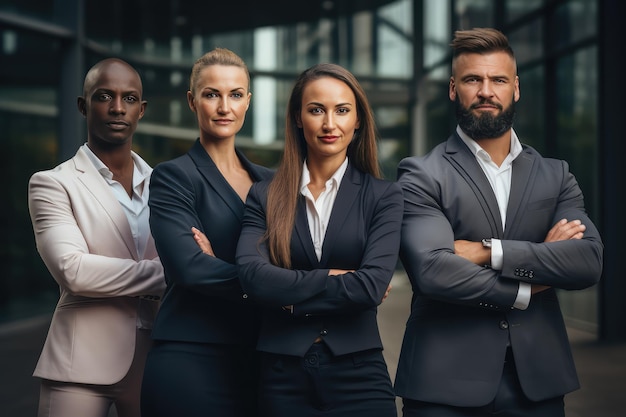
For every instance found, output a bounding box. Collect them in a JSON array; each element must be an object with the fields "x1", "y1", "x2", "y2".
[
  {"x1": 394, "y1": 132, "x2": 603, "y2": 405},
  {"x1": 28, "y1": 146, "x2": 165, "y2": 385}
]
